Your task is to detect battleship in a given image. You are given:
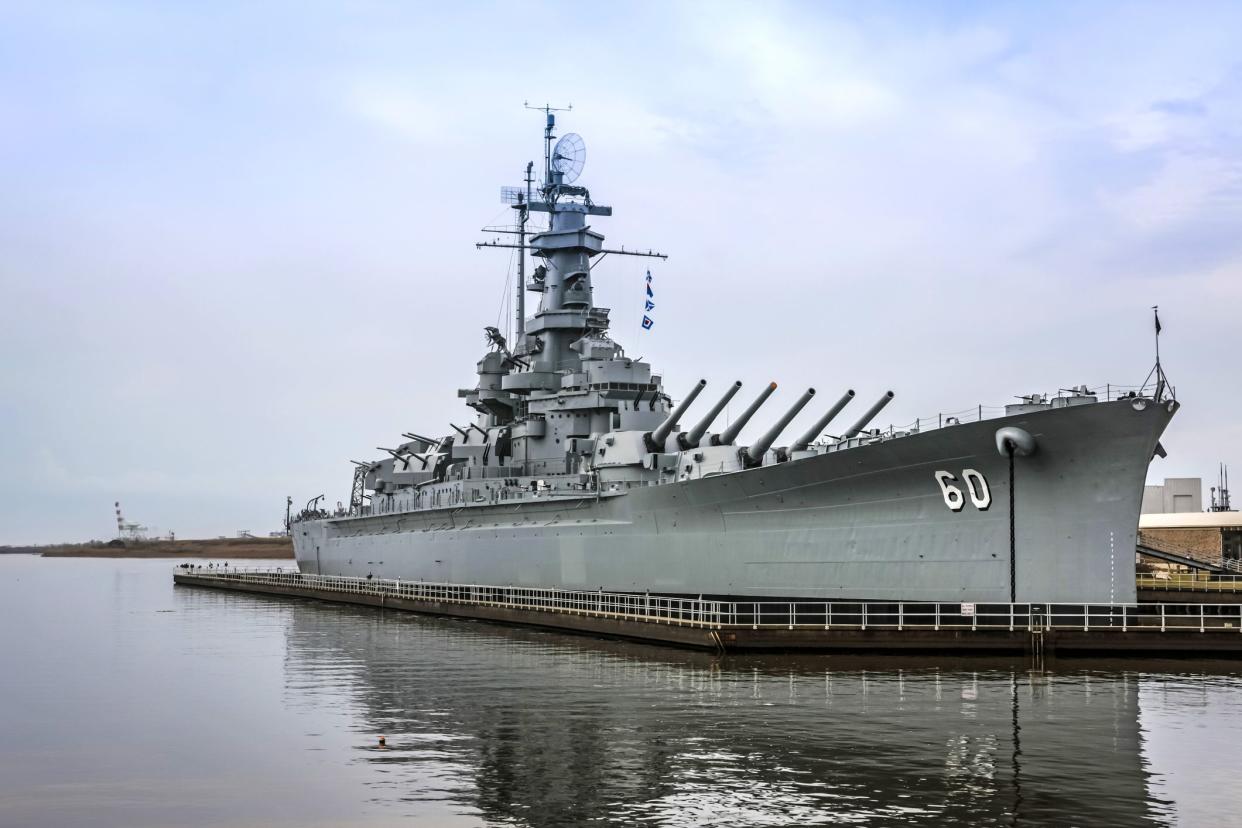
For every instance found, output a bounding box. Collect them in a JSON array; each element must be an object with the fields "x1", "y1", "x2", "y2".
[{"x1": 293, "y1": 109, "x2": 1178, "y2": 605}]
